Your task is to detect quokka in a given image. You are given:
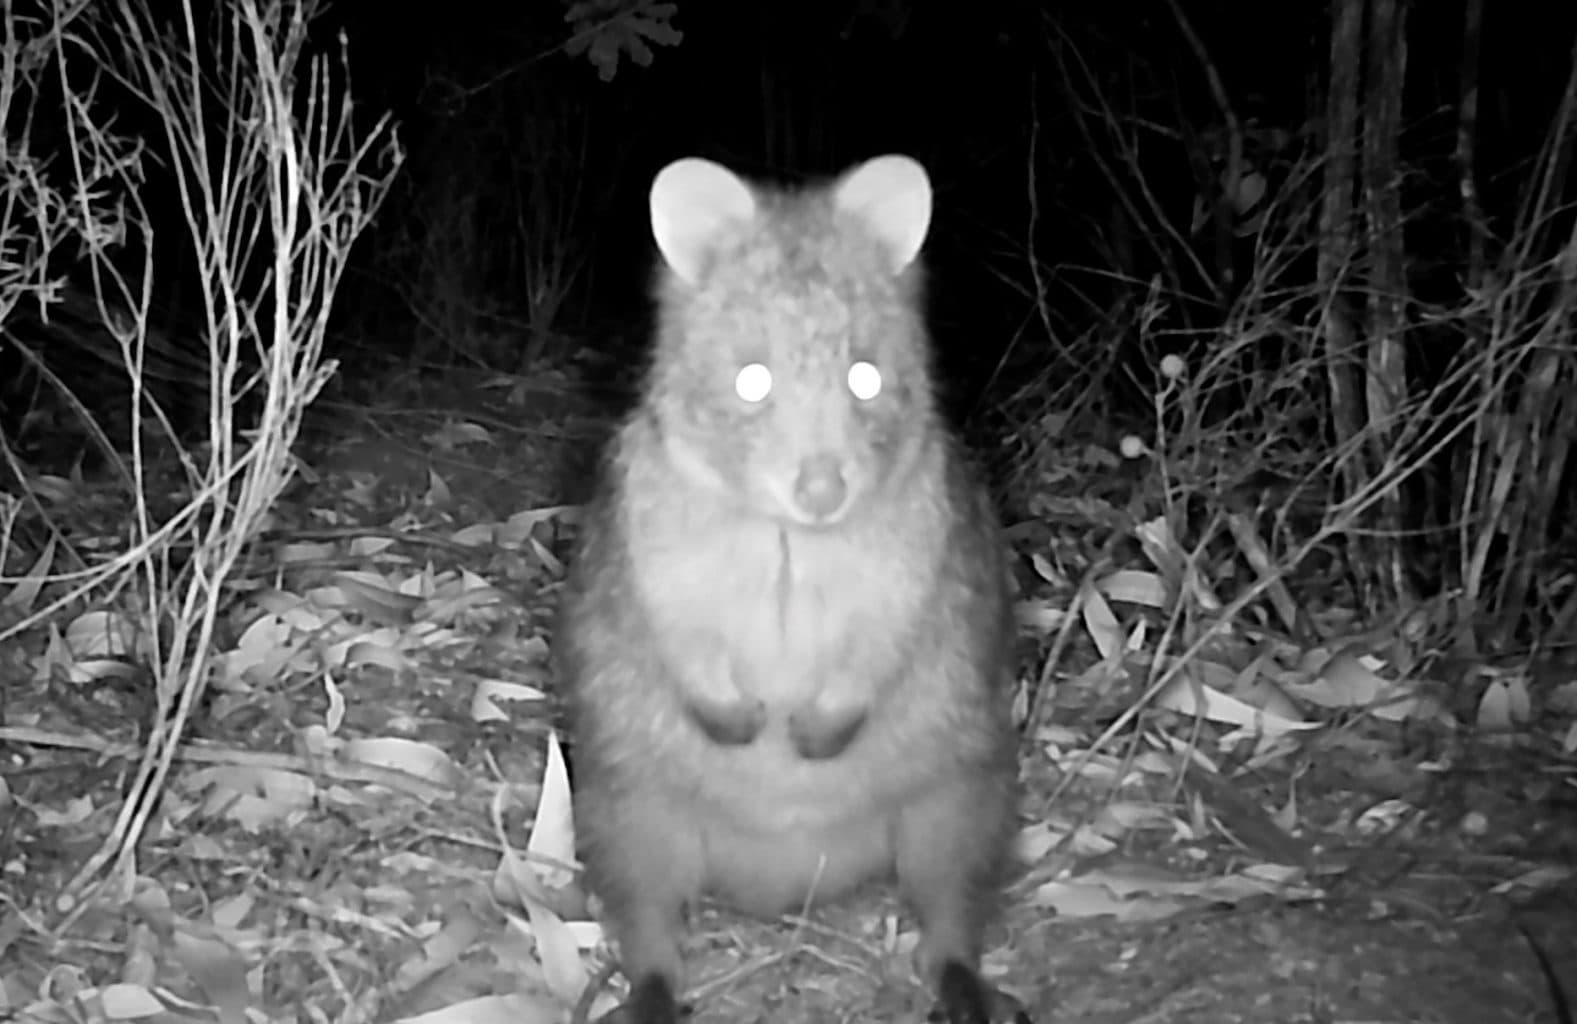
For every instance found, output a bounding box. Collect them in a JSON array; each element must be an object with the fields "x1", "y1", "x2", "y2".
[{"x1": 555, "y1": 153, "x2": 1025, "y2": 1024}]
